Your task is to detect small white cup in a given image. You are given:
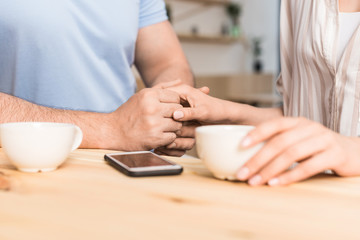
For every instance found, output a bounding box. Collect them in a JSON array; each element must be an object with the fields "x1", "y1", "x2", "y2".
[
  {"x1": 0, "y1": 122, "x2": 83, "y2": 173},
  {"x1": 196, "y1": 125, "x2": 264, "y2": 181}
]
